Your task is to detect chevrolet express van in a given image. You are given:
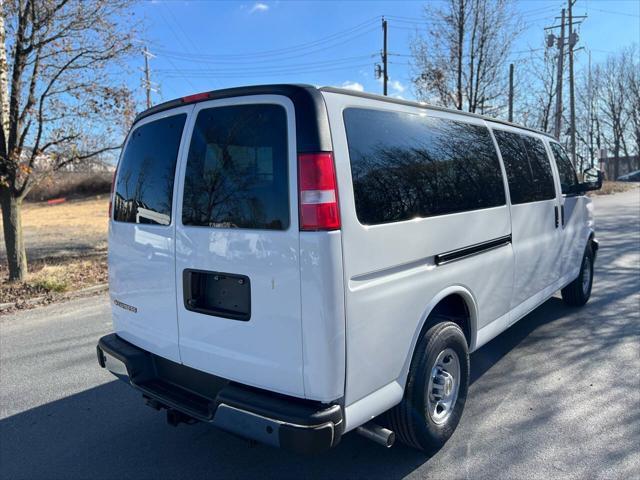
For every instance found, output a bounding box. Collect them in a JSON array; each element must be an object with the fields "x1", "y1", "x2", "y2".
[{"x1": 97, "y1": 85, "x2": 602, "y2": 454}]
